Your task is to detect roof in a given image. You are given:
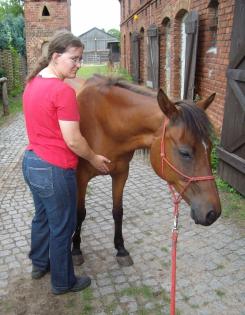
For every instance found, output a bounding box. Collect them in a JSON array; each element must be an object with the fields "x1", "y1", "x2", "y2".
[{"x1": 78, "y1": 27, "x2": 119, "y2": 43}]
